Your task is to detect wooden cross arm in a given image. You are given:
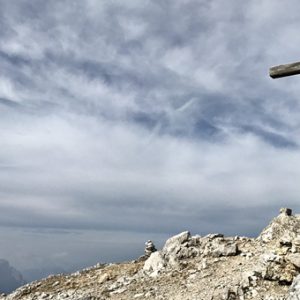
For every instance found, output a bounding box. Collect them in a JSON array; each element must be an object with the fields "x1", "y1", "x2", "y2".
[{"x1": 269, "y1": 61, "x2": 300, "y2": 79}]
